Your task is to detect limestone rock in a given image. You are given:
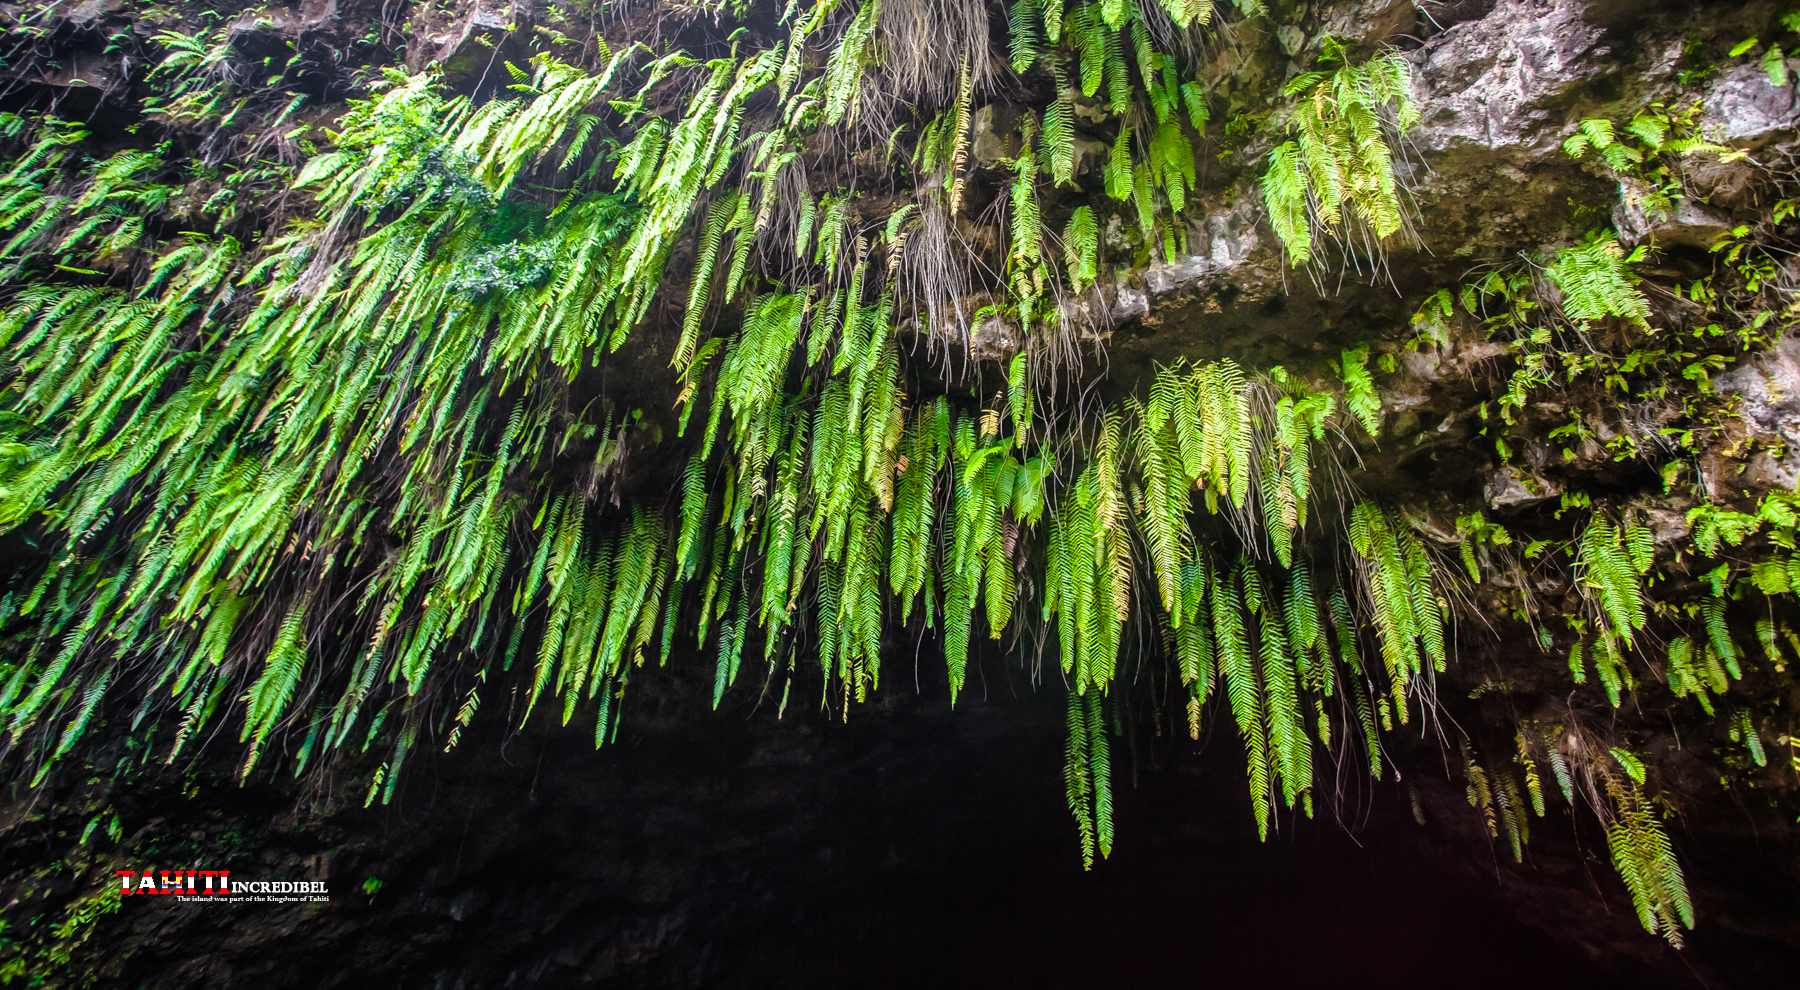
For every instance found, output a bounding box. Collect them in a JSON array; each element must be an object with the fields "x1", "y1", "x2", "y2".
[
  {"x1": 1686, "y1": 154, "x2": 1765, "y2": 213},
  {"x1": 1486, "y1": 465, "x2": 1559, "y2": 509},
  {"x1": 229, "y1": 0, "x2": 342, "y2": 56},
  {"x1": 1704, "y1": 60, "x2": 1800, "y2": 147},
  {"x1": 969, "y1": 309, "x2": 1022, "y2": 361},
  {"x1": 430, "y1": 1, "x2": 526, "y2": 87},
  {"x1": 1315, "y1": 0, "x2": 1418, "y2": 49},
  {"x1": 1410, "y1": 0, "x2": 1611, "y2": 157},
  {"x1": 969, "y1": 104, "x2": 1008, "y2": 167},
  {"x1": 65, "y1": 0, "x2": 119, "y2": 26},
  {"x1": 1612, "y1": 177, "x2": 1733, "y2": 249},
  {"x1": 1716, "y1": 334, "x2": 1800, "y2": 489}
]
